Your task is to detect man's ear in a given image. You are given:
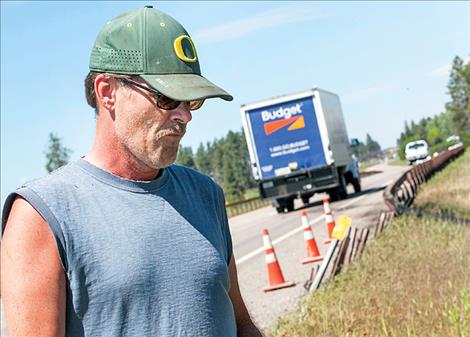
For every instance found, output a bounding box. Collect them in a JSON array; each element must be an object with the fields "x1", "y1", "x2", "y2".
[{"x1": 95, "y1": 74, "x2": 117, "y2": 112}]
